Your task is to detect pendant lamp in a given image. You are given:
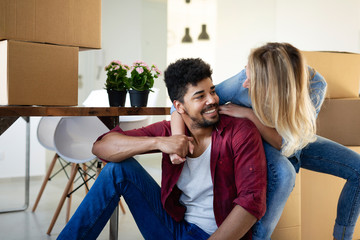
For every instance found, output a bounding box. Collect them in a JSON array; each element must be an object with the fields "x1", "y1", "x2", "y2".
[
  {"x1": 182, "y1": 27, "x2": 193, "y2": 43},
  {"x1": 198, "y1": 24, "x2": 210, "y2": 40}
]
